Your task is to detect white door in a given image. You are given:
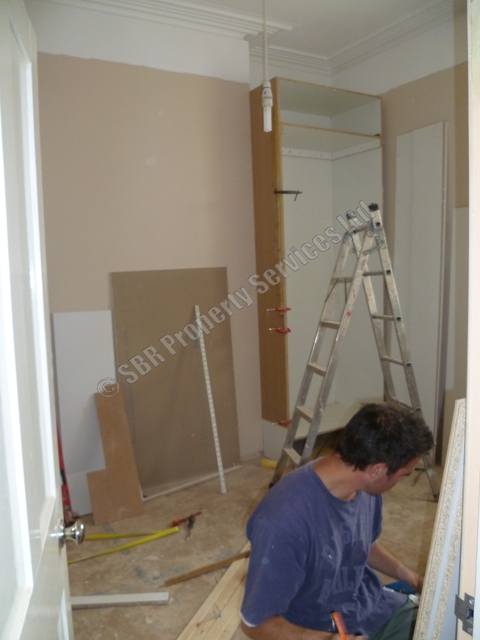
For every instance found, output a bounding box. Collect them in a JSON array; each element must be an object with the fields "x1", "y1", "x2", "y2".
[
  {"x1": 0, "y1": 0, "x2": 74, "y2": 638},
  {"x1": 460, "y1": 0, "x2": 480, "y2": 638}
]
